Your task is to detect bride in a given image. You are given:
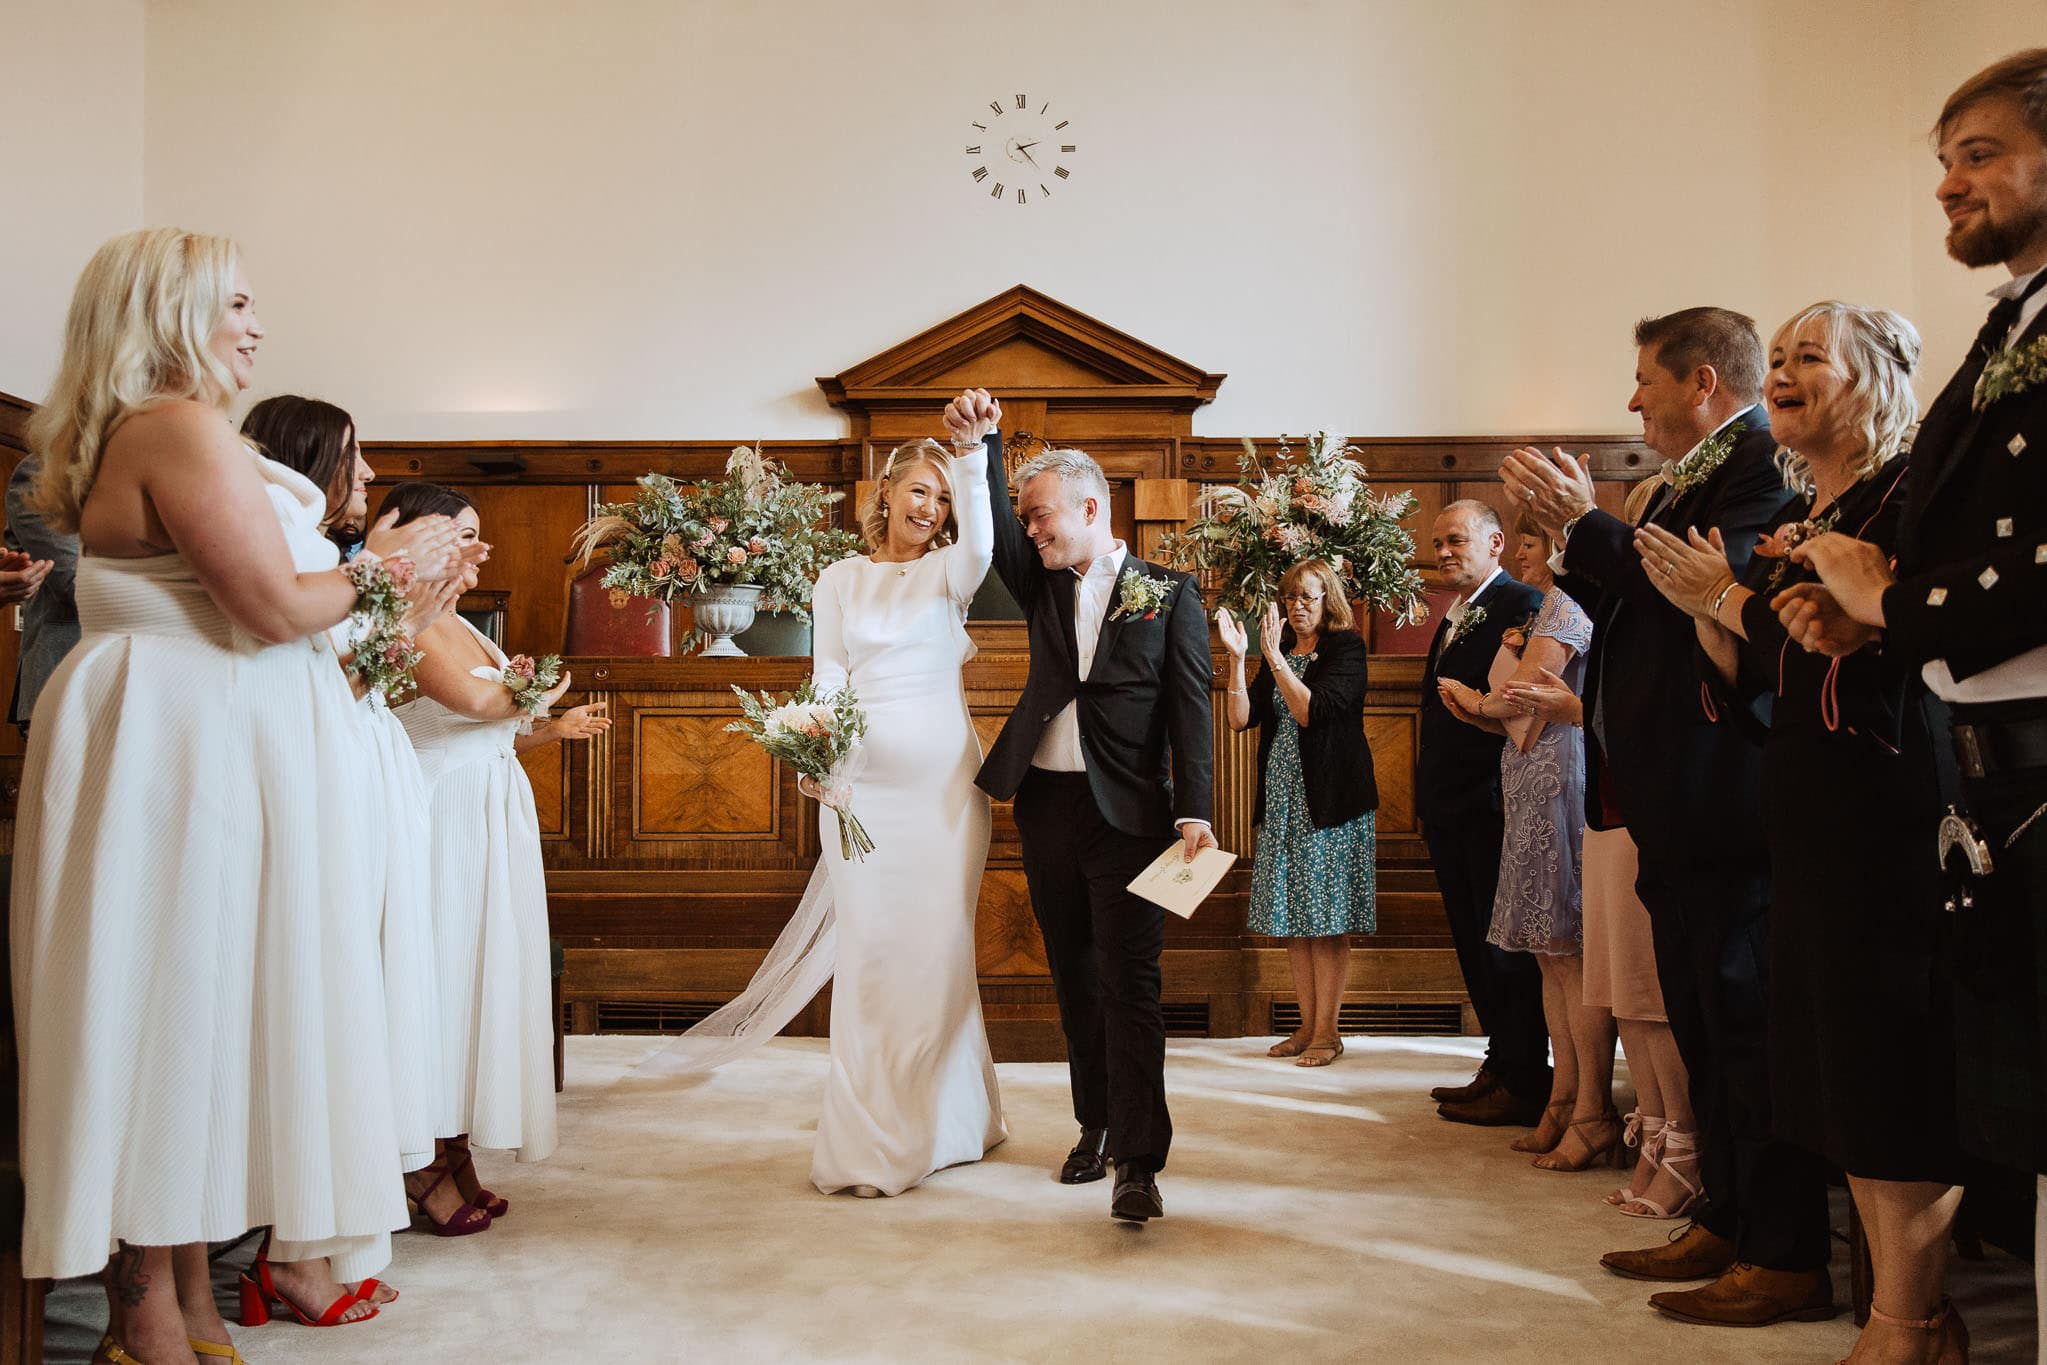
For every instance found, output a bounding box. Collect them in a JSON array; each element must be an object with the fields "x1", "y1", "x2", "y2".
[{"x1": 649, "y1": 392, "x2": 1007, "y2": 1197}]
